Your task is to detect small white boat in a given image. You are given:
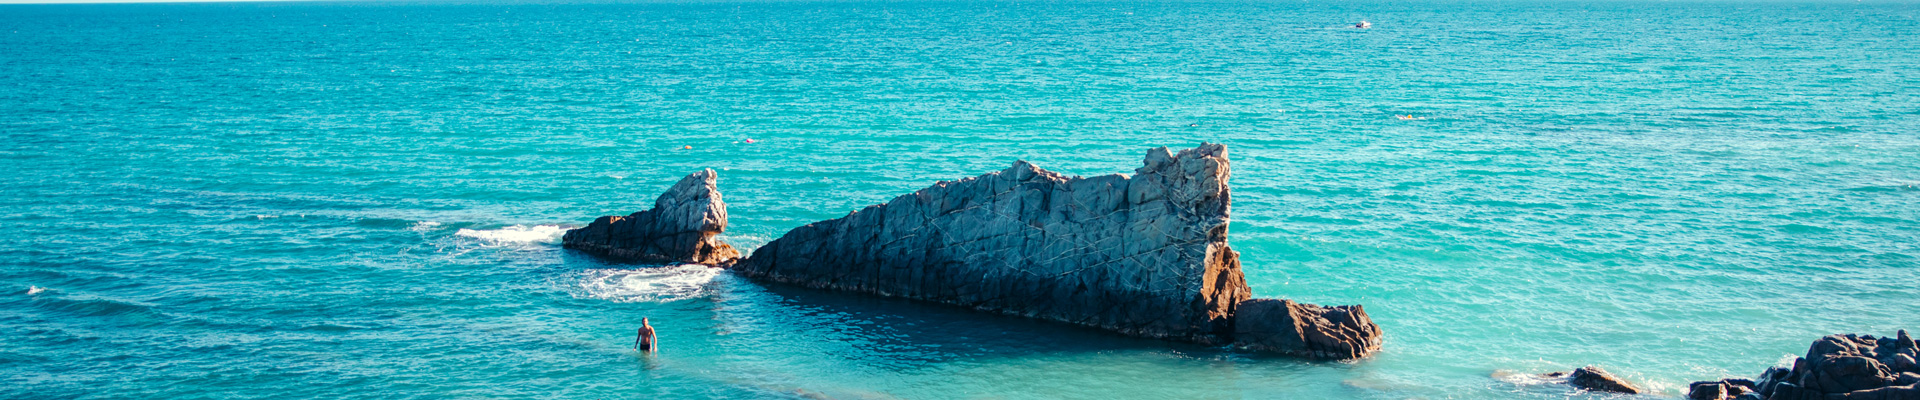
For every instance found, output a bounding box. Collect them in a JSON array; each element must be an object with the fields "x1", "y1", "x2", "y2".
[{"x1": 1355, "y1": 21, "x2": 1372, "y2": 29}]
